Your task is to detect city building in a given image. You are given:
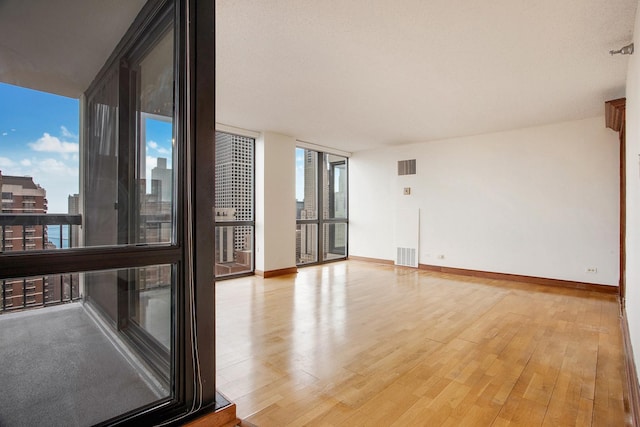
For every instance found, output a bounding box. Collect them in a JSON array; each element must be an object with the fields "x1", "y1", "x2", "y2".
[
  {"x1": 1, "y1": 174, "x2": 47, "y2": 217},
  {"x1": 67, "y1": 194, "x2": 80, "y2": 248},
  {"x1": 151, "y1": 158, "x2": 172, "y2": 202},
  {"x1": 0, "y1": 172, "x2": 48, "y2": 308},
  {"x1": 214, "y1": 131, "x2": 254, "y2": 276}
]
